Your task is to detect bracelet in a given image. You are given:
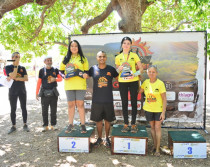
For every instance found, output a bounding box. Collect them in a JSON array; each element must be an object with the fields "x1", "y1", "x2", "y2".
[
  {"x1": 116, "y1": 68, "x2": 120, "y2": 73},
  {"x1": 134, "y1": 70, "x2": 141, "y2": 77}
]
